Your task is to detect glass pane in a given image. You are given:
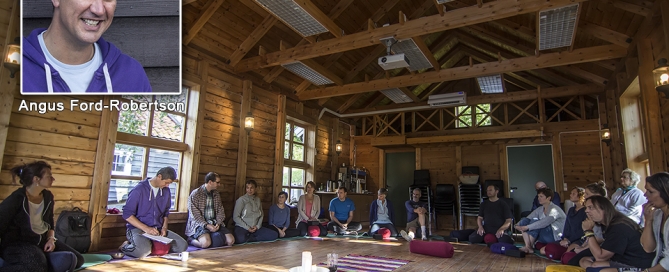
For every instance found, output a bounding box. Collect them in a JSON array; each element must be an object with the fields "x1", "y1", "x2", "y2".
[
  {"x1": 284, "y1": 142, "x2": 290, "y2": 159},
  {"x1": 113, "y1": 144, "x2": 145, "y2": 177},
  {"x1": 151, "y1": 111, "x2": 184, "y2": 142},
  {"x1": 282, "y1": 167, "x2": 290, "y2": 186},
  {"x1": 282, "y1": 187, "x2": 290, "y2": 204},
  {"x1": 289, "y1": 188, "x2": 303, "y2": 206},
  {"x1": 147, "y1": 148, "x2": 181, "y2": 210},
  {"x1": 156, "y1": 92, "x2": 188, "y2": 113},
  {"x1": 107, "y1": 179, "x2": 142, "y2": 212},
  {"x1": 292, "y1": 144, "x2": 304, "y2": 161},
  {"x1": 118, "y1": 110, "x2": 148, "y2": 136},
  {"x1": 293, "y1": 125, "x2": 305, "y2": 143},
  {"x1": 285, "y1": 123, "x2": 291, "y2": 140},
  {"x1": 291, "y1": 168, "x2": 304, "y2": 187}
]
